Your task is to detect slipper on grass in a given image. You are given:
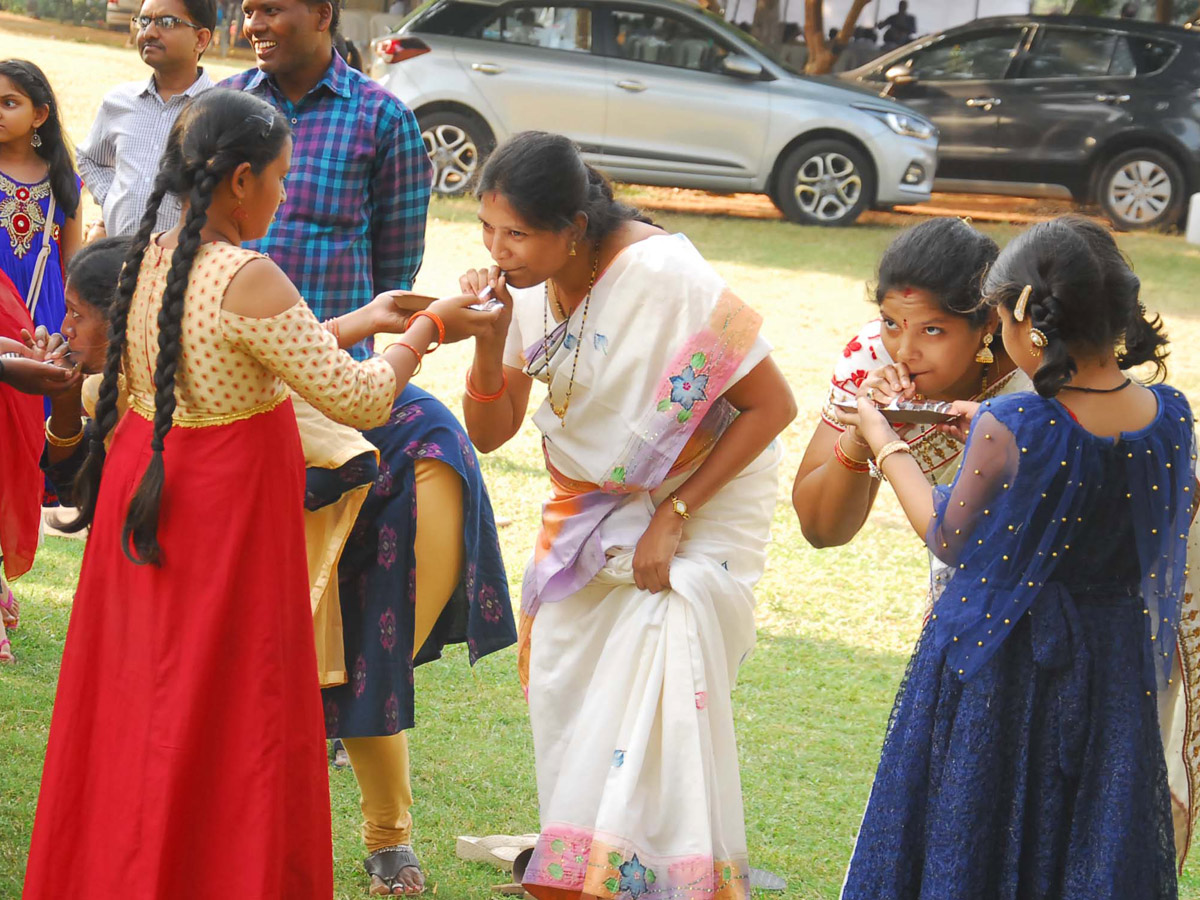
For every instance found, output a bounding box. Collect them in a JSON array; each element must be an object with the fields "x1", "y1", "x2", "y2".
[{"x1": 456, "y1": 834, "x2": 539, "y2": 871}]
